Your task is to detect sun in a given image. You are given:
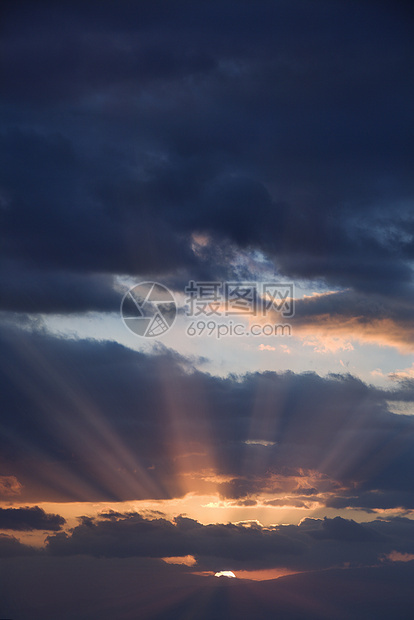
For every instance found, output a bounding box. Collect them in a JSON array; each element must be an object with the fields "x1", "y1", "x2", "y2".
[{"x1": 214, "y1": 571, "x2": 236, "y2": 578}]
